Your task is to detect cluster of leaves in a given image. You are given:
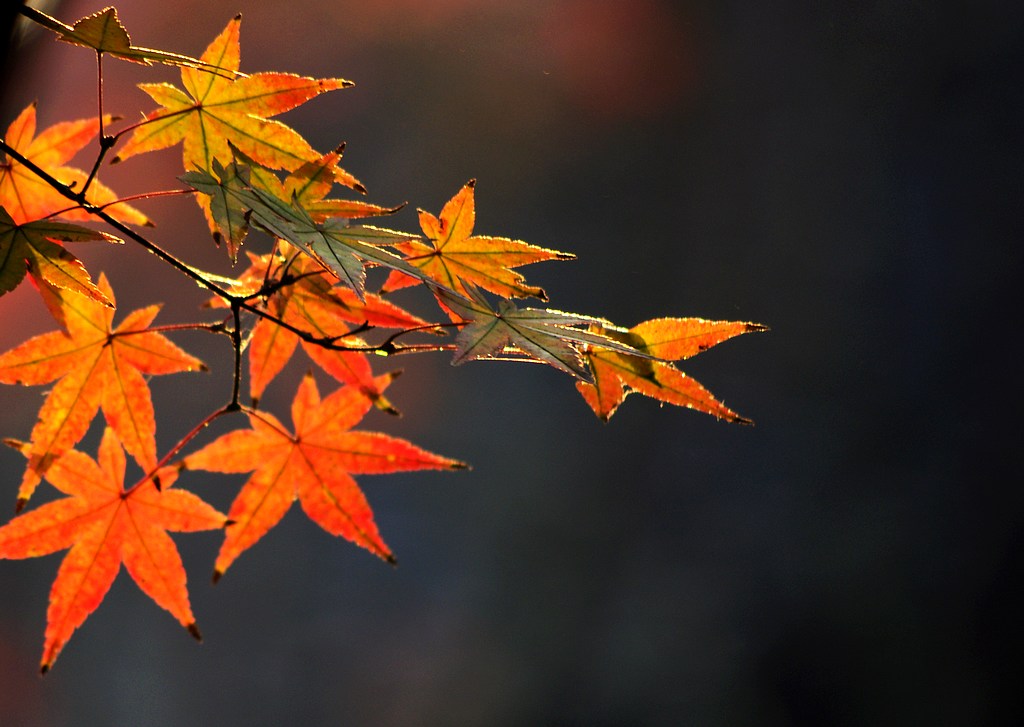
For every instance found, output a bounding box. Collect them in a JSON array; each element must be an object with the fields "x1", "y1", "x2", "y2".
[{"x1": 0, "y1": 6, "x2": 765, "y2": 672}]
